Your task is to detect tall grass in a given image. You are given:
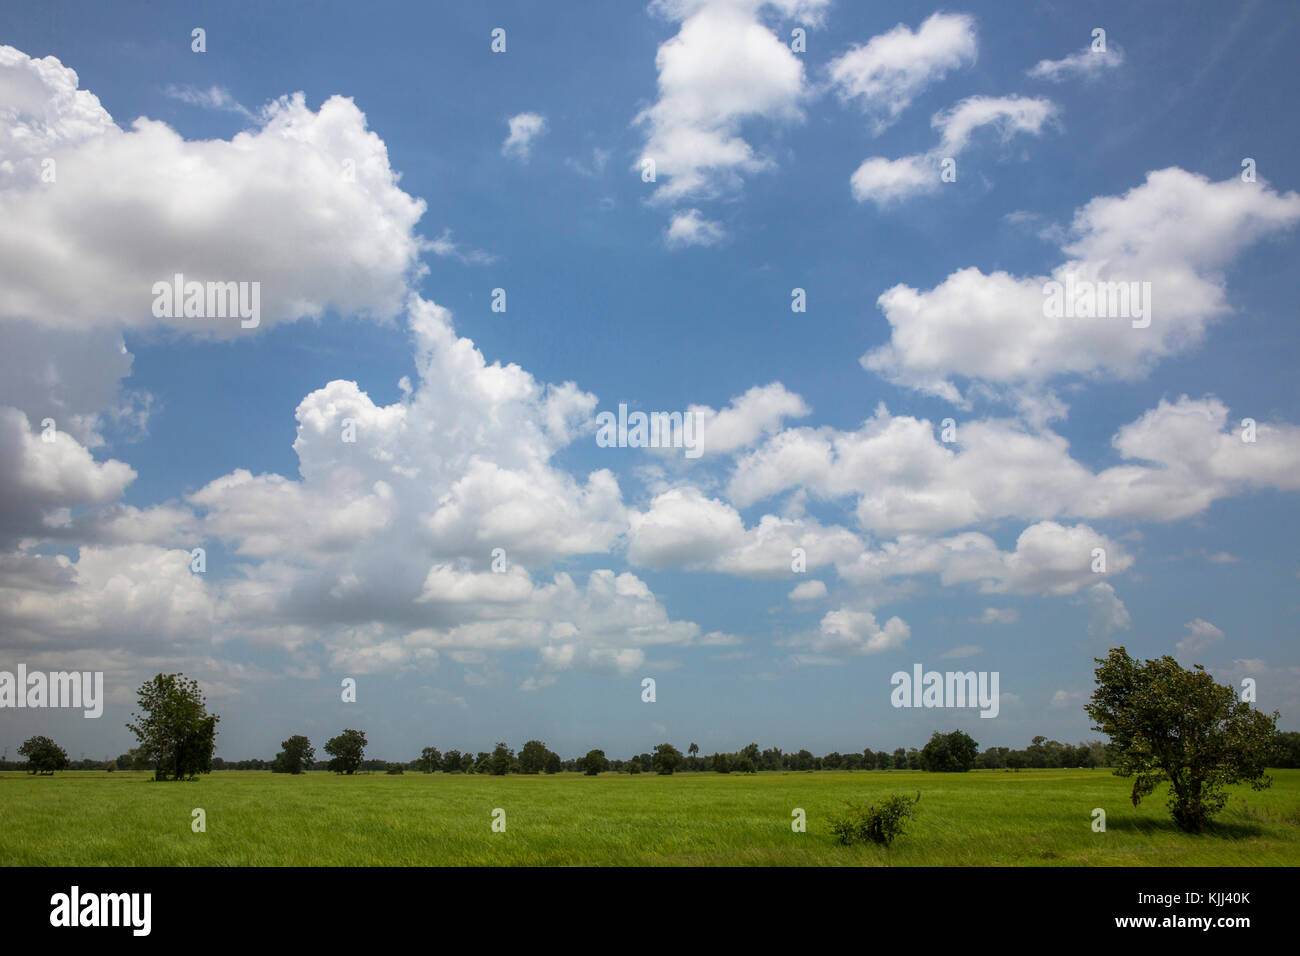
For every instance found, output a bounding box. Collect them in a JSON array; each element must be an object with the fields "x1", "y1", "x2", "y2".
[{"x1": 2, "y1": 768, "x2": 1296, "y2": 866}]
